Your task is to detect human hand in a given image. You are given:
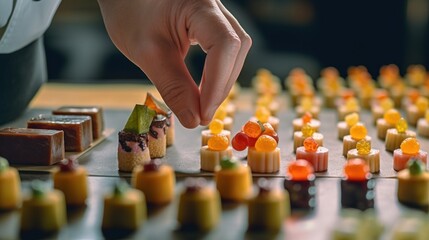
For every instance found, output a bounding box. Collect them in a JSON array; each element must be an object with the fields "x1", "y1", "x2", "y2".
[{"x1": 98, "y1": 0, "x2": 251, "y2": 128}]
